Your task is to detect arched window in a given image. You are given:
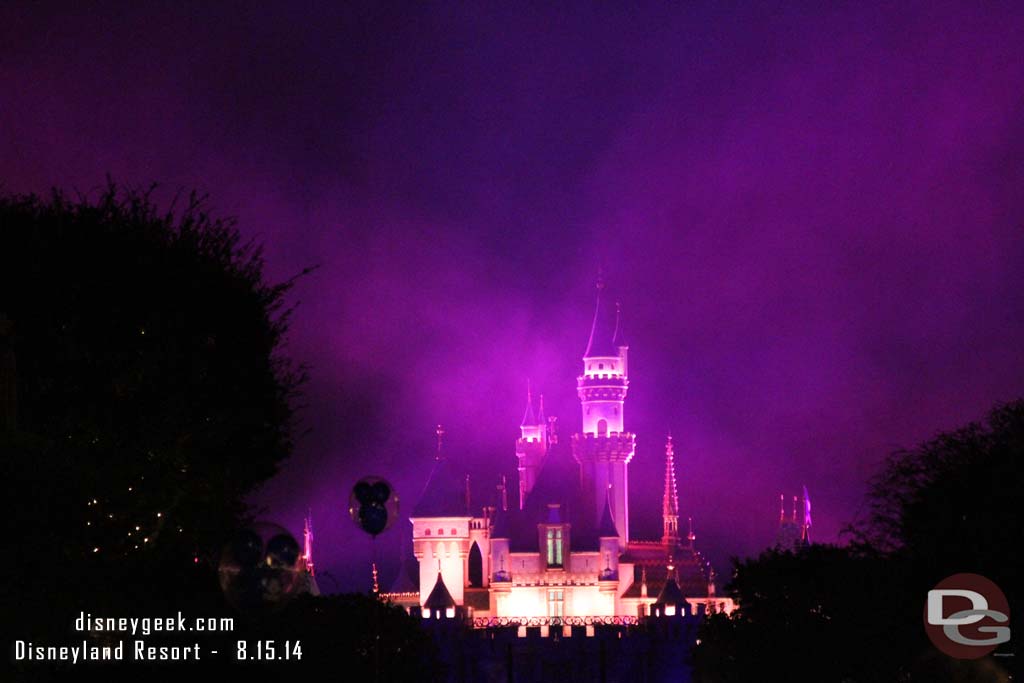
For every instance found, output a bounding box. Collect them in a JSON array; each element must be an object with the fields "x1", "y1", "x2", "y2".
[
  {"x1": 597, "y1": 419, "x2": 608, "y2": 436},
  {"x1": 468, "y1": 542, "x2": 483, "y2": 587}
]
